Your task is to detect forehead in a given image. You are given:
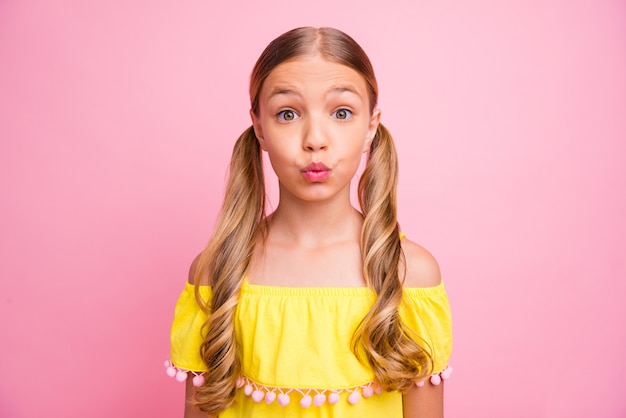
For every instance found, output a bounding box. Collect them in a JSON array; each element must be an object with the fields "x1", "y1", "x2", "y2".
[{"x1": 260, "y1": 55, "x2": 369, "y2": 99}]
